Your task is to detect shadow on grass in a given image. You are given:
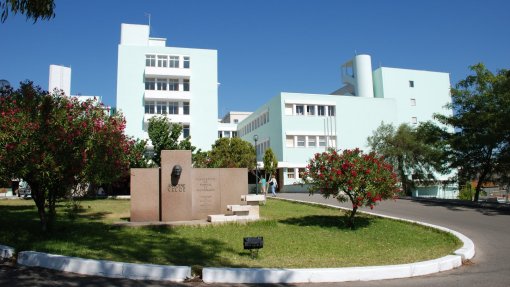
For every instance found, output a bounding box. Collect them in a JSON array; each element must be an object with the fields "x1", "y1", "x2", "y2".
[
  {"x1": 0, "y1": 203, "x2": 246, "y2": 268},
  {"x1": 279, "y1": 214, "x2": 372, "y2": 230}
]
